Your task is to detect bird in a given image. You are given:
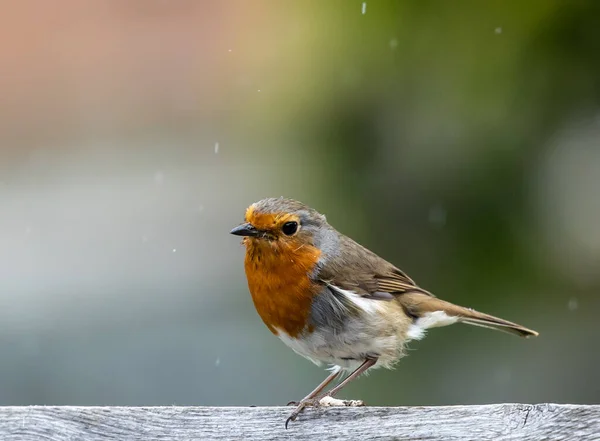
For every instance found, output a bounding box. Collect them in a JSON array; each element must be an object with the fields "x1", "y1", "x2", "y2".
[{"x1": 230, "y1": 197, "x2": 539, "y2": 428}]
